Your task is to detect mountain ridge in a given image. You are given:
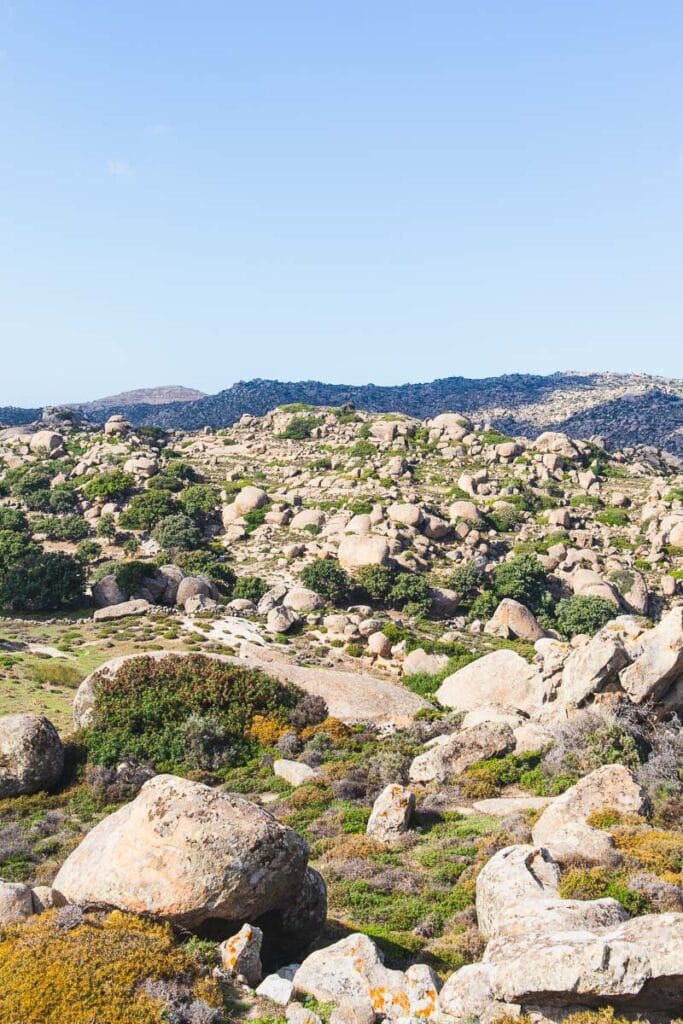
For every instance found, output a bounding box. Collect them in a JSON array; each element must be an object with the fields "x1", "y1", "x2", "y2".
[{"x1": 2, "y1": 370, "x2": 682, "y2": 455}]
